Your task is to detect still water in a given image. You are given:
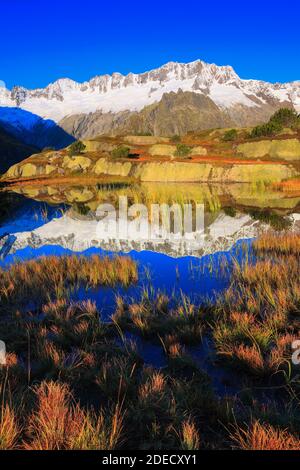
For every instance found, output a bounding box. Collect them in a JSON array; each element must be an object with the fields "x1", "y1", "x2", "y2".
[{"x1": 1, "y1": 182, "x2": 299, "y2": 394}]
